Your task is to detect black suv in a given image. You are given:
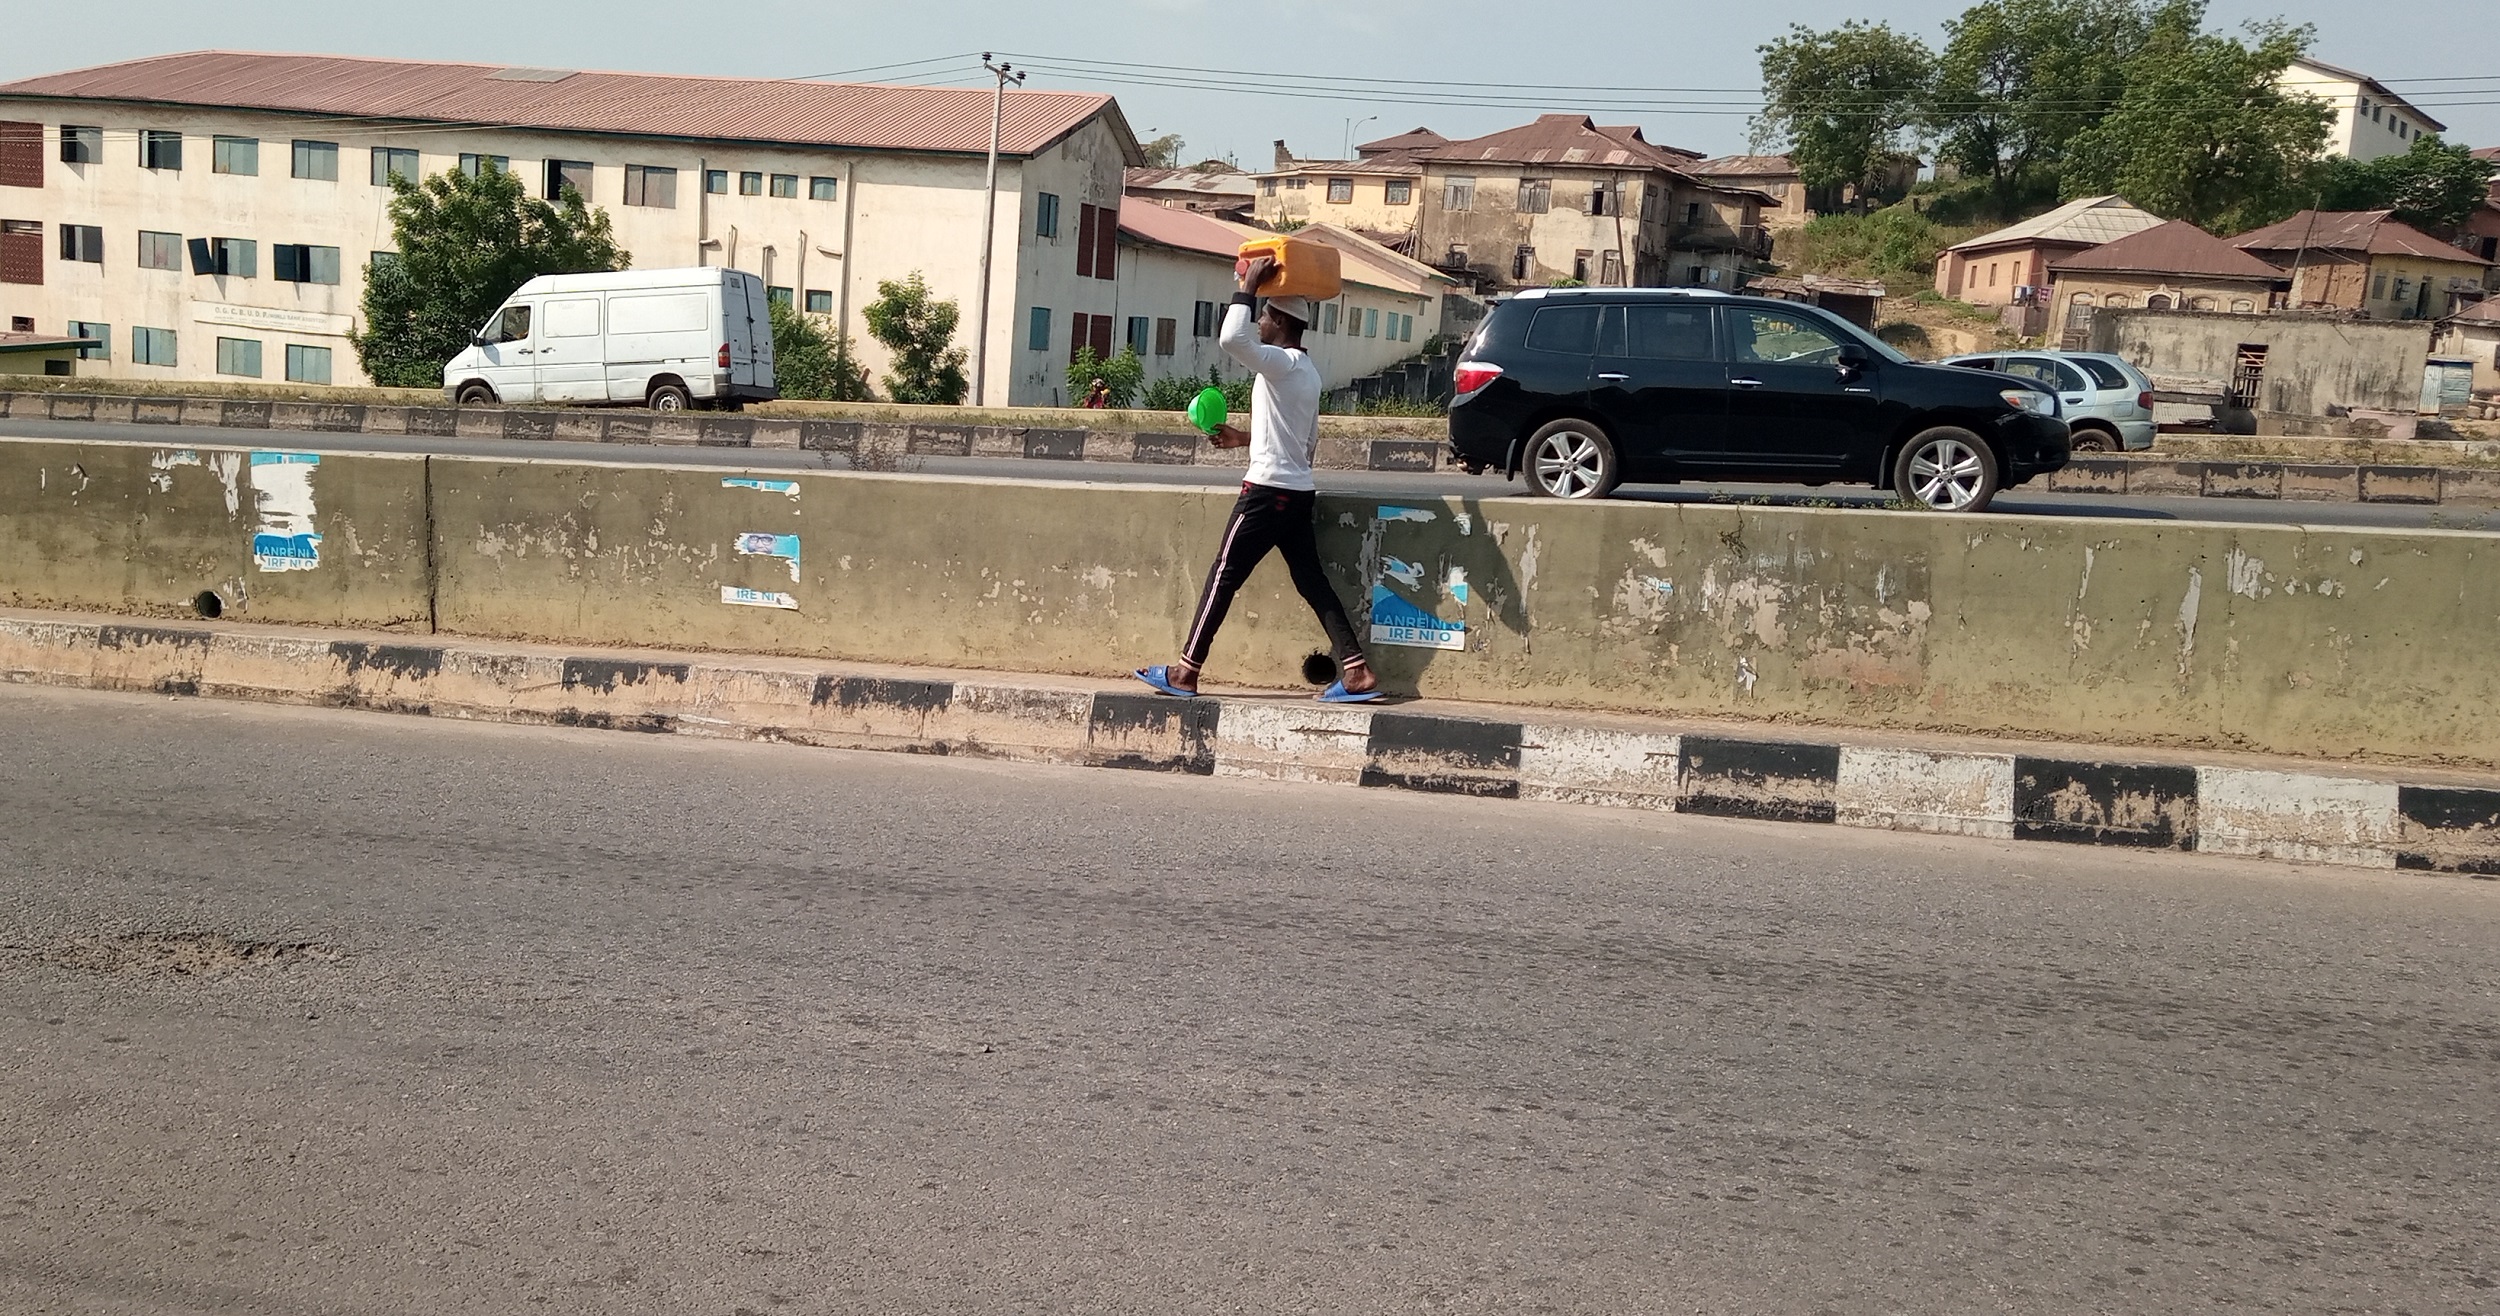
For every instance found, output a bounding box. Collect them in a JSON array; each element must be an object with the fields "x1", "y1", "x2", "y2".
[{"x1": 1446, "y1": 289, "x2": 2069, "y2": 510}]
